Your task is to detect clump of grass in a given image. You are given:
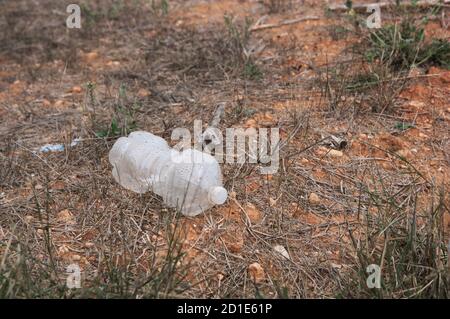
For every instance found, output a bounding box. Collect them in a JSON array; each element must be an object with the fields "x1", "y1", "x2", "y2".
[
  {"x1": 339, "y1": 164, "x2": 449, "y2": 298},
  {"x1": 394, "y1": 121, "x2": 415, "y2": 131},
  {"x1": 365, "y1": 20, "x2": 450, "y2": 71},
  {"x1": 95, "y1": 118, "x2": 123, "y2": 138},
  {"x1": 80, "y1": 0, "x2": 129, "y2": 22},
  {"x1": 224, "y1": 15, "x2": 251, "y2": 61},
  {"x1": 419, "y1": 39, "x2": 450, "y2": 69},
  {"x1": 0, "y1": 243, "x2": 65, "y2": 298},
  {"x1": 244, "y1": 61, "x2": 263, "y2": 80},
  {"x1": 345, "y1": 0, "x2": 353, "y2": 9},
  {"x1": 321, "y1": 60, "x2": 407, "y2": 115},
  {"x1": 324, "y1": 18, "x2": 448, "y2": 116},
  {"x1": 264, "y1": 0, "x2": 292, "y2": 13},
  {"x1": 0, "y1": 180, "x2": 192, "y2": 298},
  {"x1": 150, "y1": 0, "x2": 169, "y2": 16},
  {"x1": 92, "y1": 83, "x2": 139, "y2": 138},
  {"x1": 79, "y1": 3, "x2": 102, "y2": 26},
  {"x1": 224, "y1": 15, "x2": 263, "y2": 80},
  {"x1": 0, "y1": 221, "x2": 190, "y2": 298}
]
